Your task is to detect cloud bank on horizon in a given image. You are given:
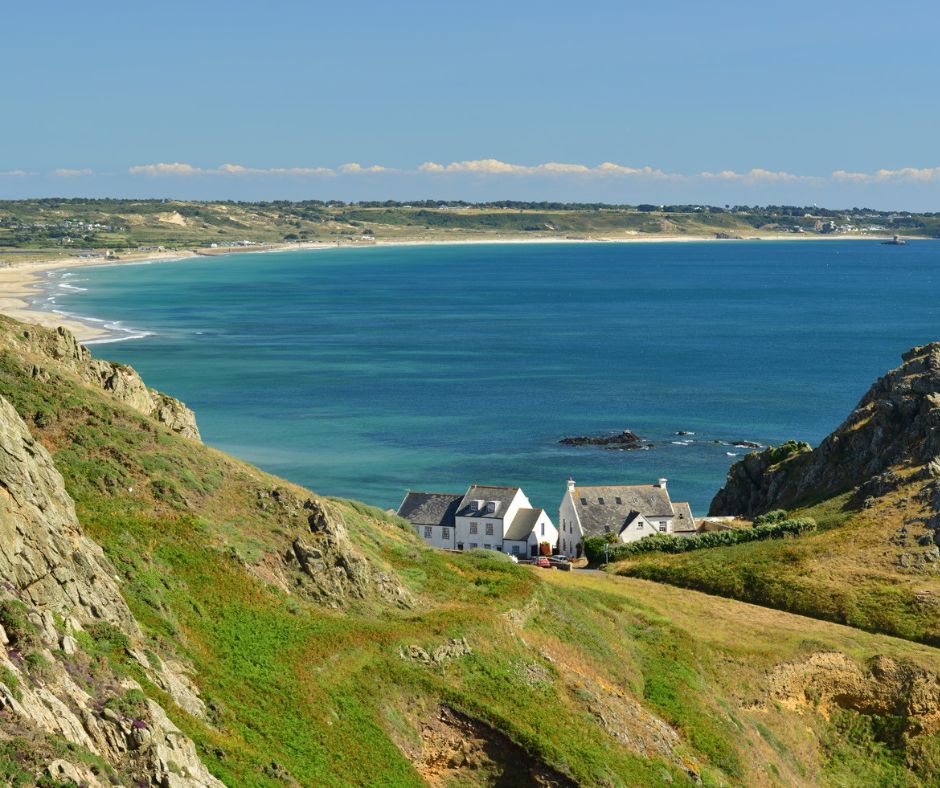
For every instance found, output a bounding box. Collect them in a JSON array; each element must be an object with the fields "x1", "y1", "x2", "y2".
[
  {"x1": 121, "y1": 159, "x2": 940, "y2": 186},
  {"x1": 2, "y1": 159, "x2": 940, "y2": 210}
]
